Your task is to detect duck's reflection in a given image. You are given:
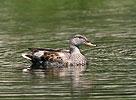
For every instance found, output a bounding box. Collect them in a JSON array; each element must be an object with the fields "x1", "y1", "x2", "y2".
[
  {"x1": 27, "y1": 64, "x2": 87, "y2": 76},
  {"x1": 23, "y1": 64, "x2": 88, "y2": 89},
  {"x1": 22, "y1": 64, "x2": 94, "y2": 99}
]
